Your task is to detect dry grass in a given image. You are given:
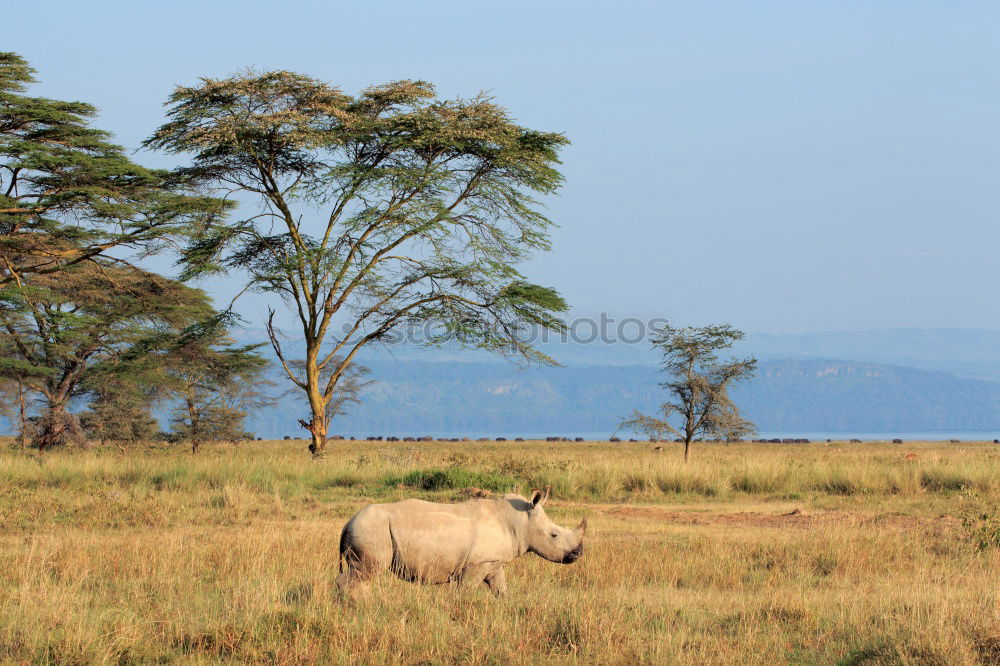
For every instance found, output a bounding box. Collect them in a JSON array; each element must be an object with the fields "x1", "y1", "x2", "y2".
[{"x1": 1, "y1": 438, "x2": 998, "y2": 664}]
